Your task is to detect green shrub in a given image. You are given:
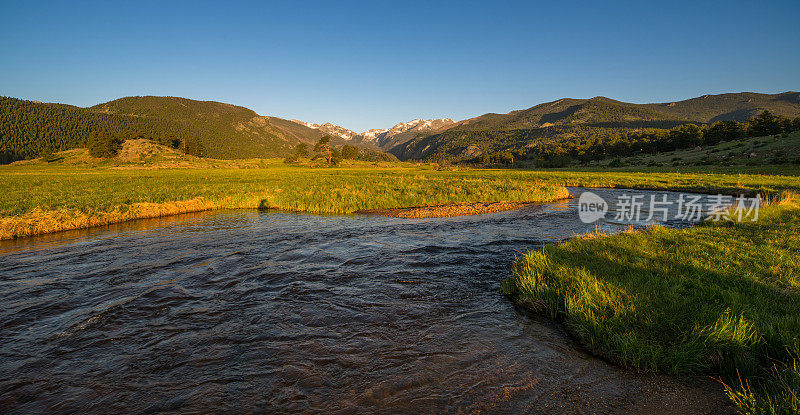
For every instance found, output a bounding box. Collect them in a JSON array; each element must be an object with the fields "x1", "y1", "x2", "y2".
[
  {"x1": 87, "y1": 132, "x2": 123, "y2": 158},
  {"x1": 38, "y1": 147, "x2": 56, "y2": 162}
]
